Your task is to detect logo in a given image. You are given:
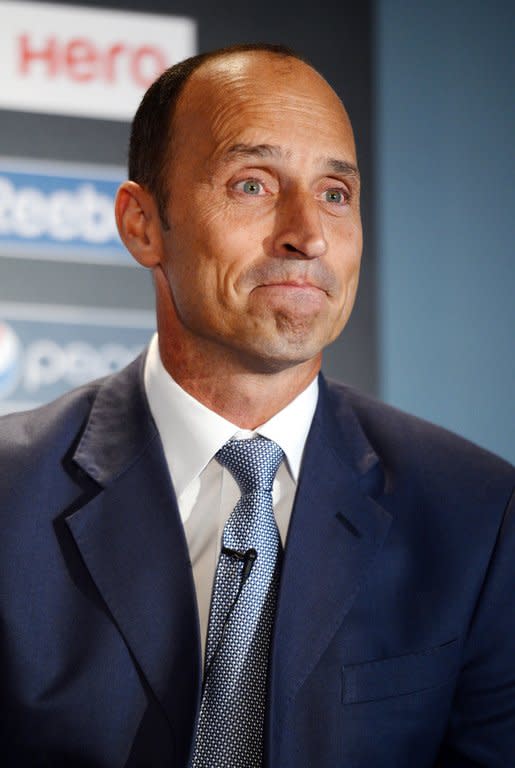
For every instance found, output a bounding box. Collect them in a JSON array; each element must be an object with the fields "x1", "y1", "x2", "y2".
[
  {"x1": 0, "y1": 158, "x2": 131, "y2": 266},
  {"x1": 17, "y1": 35, "x2": 168, "y2": 89},
  {"x1": 0, "y1": 302, "x2": 155, "y2": 413},
  {"x1": 0, "y1": 322, "x2": 22, "y2": 399},
  {"x1": 0, "y1": 2, "x2": 196, "y2": 121},
  {"x1": 21, "y1": 338, "x2": 139, "y2": 393}
]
